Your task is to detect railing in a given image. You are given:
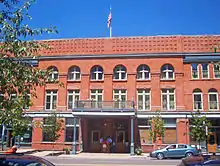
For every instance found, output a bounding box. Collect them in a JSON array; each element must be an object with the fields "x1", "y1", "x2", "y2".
[
  {"x1": 137, "y1": 101, "x2": 150, "y2": 111},
  {"x1": 73, "y1": 100, "x2": 135, "y2": 111},
  {"x1": 162, "y1": 101, "x2": 176, "y2": 110},
  {"x1": 214, "y1": 70, "x2": 220, "y2": 78},
  {"x1": 209, "y1": 101, "x2": 218, "y2": 110},
  {"x1": 193, "y1": 101, "x2": 203, "y2": 110}
]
